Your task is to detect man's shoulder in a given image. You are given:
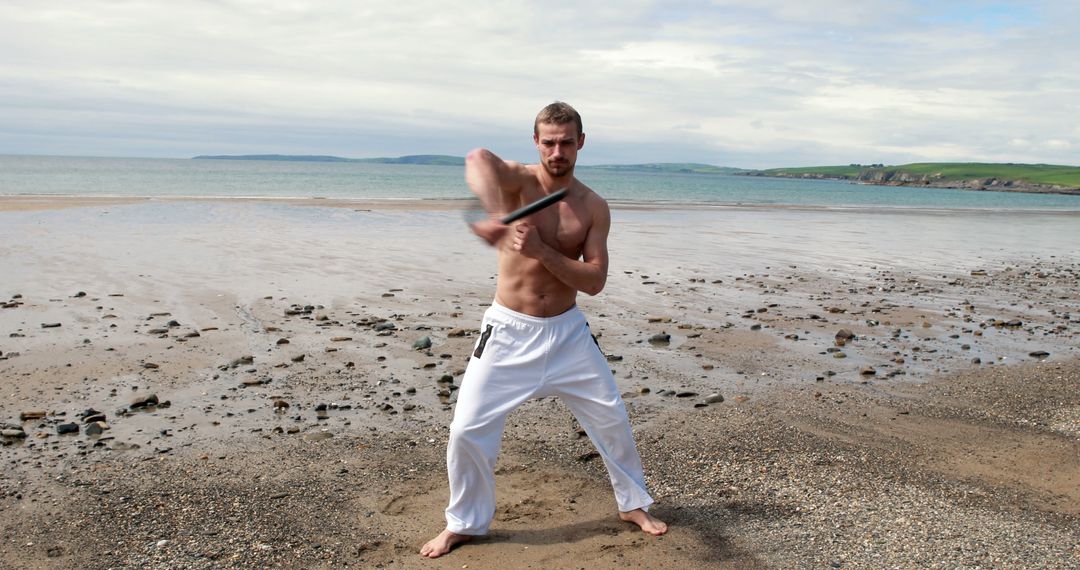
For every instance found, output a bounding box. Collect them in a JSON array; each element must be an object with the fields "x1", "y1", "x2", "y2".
[
  {"x1": 574, "y1": 183, "x2": 610, "y2": 224},
  {"x1": 577, "y1": 182, "x2": 608, "y2": 207}
]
